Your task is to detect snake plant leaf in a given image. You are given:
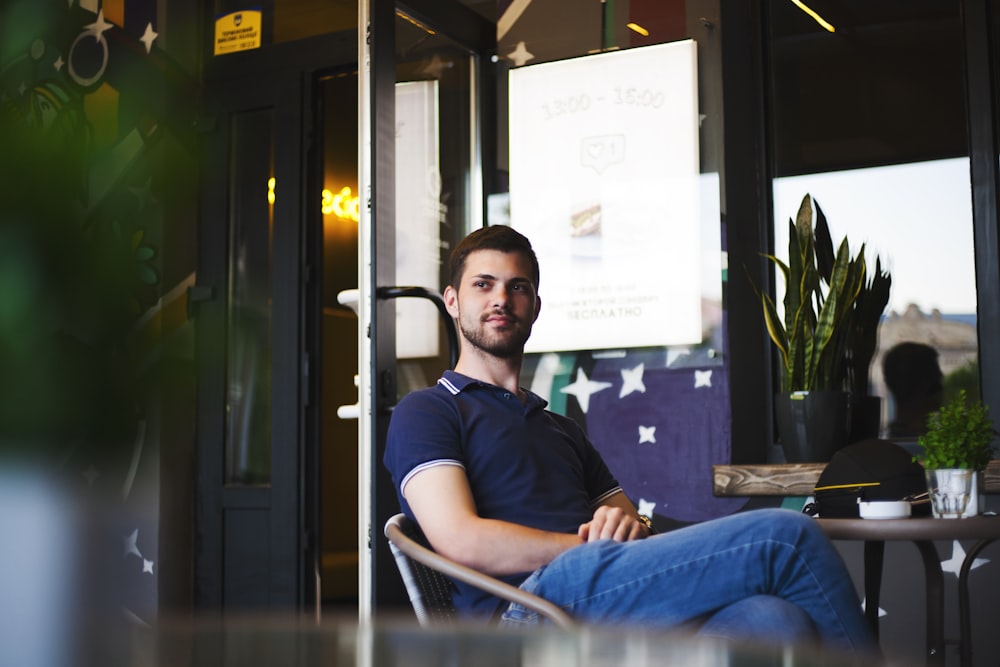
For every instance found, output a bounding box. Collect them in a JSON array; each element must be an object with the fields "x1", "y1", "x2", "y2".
[
  {"x1": 794, "y1": 194, "x2": 813, "y2": 255},
  {"x1": 814, "y1": 200, "x2": 836, "y2": 284},
  {"x1": 761, "y1": 292, "x2": 788, "y2": 362},
  {"x1": 807, "y1": 238, "x2": 853, "y2": 388},
  {"x1": 784, "y1": 218, "x2": 804, "y2": 335},
  {"x1": 763, "y1": 254, "x2": 790, "y2": 285}
]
